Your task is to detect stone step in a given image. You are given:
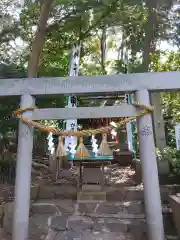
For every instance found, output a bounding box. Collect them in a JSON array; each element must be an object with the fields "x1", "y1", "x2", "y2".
[
  {"x1": 30, "y1": 199, "x2": 145, "y2": 215},
  {"x1": 27, "y1": 199, "x2": 172, "y2": 216},
  {"x1": 48, "y1": 214, "x2": 147, "y2": 240},
  {"x1": 2, "y1": 202, "x2": 146, "y2": 240},
  {"x1": 27, "y1": 184, "x2": 180, "y2": 202},
  {"x1": 44, "y1": 229, "x2": 135, "y2": 240},
  {"x1": 29, "y1": 198, "x2": 174, "y2": 233},
  {"x1": 44, "y1": 230, "x2": 179, "y2": 240},
  {"x1": 165, "y1": 236, "x2": 179, "y2": 240},
  {"x1": 1, "y1": 184, "x2": 179, "y2": 202},
  {"x1": 77, "y1": 200, "x2": 145, "y2": 216}
]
